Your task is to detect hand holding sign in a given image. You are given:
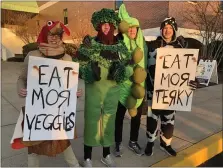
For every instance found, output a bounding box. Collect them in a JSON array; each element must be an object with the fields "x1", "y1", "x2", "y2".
[{"x1": 152, "y1": 48, "x2": 199, "y2": 112}]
